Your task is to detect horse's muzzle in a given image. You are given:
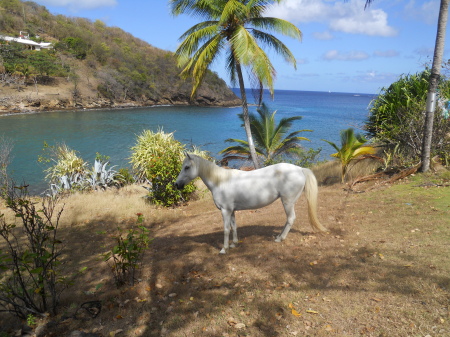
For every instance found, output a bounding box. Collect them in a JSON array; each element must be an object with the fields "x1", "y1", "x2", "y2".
[{"x1": 174, "y1": 182, "x2": 184, "y2": 190}]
